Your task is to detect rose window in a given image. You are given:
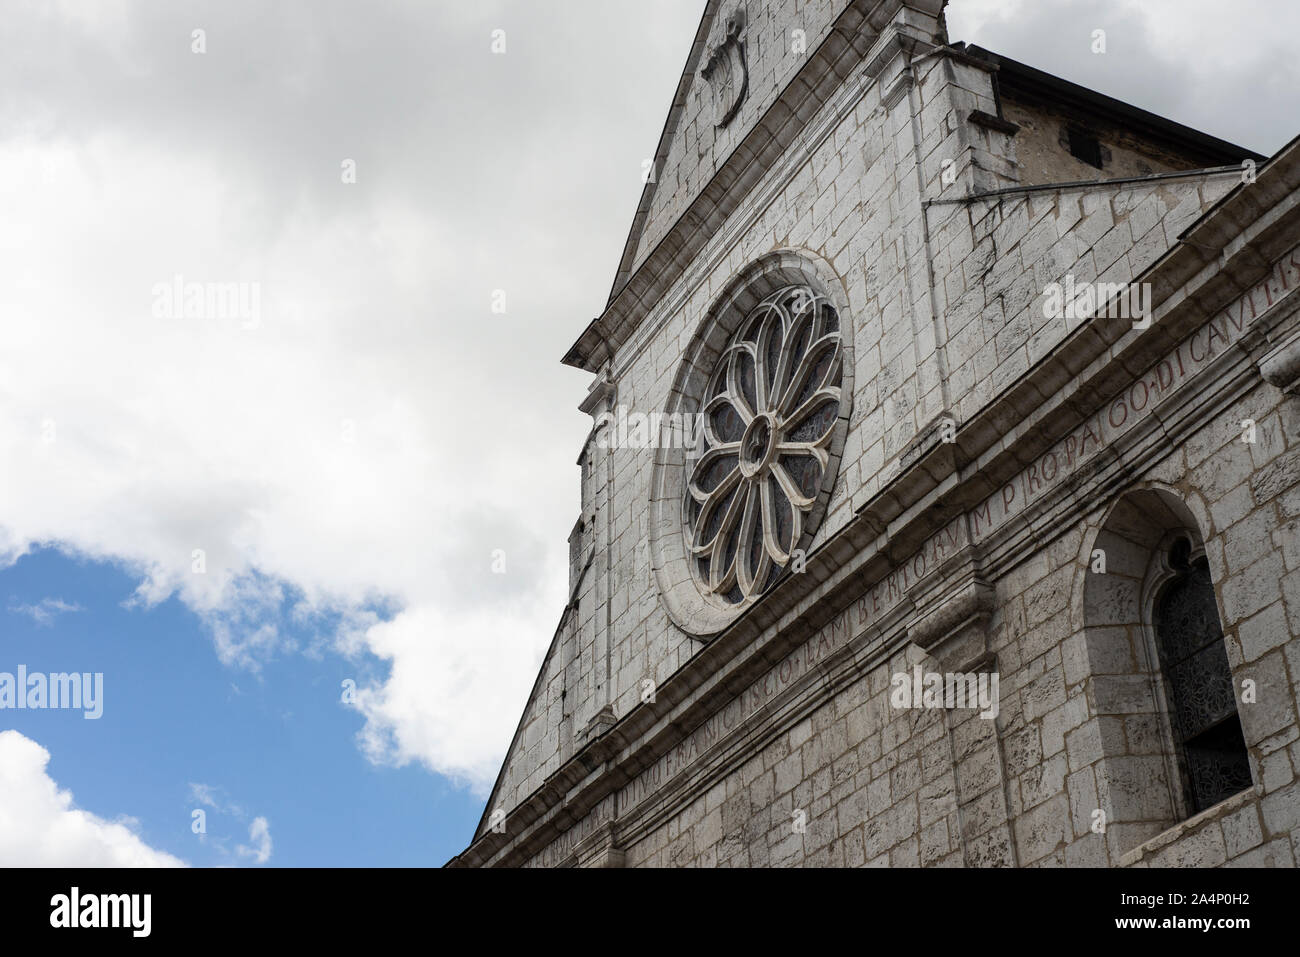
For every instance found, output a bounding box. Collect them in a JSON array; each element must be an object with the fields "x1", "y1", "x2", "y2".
[{"x1": 684, "y1": 284, "x2": 844, "y2": 606}]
